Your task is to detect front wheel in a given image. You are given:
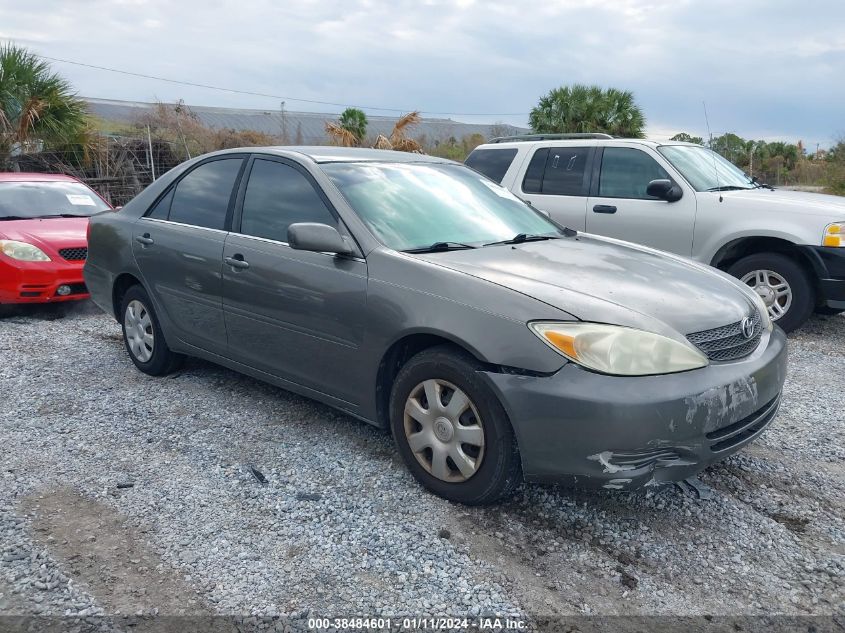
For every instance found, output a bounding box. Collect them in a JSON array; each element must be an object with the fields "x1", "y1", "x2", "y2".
[
  {"x1": 120, "y1": 285, "x2": 184, "y2": 375},
  {"x1": 389, "y1": 345, "x2": 522, "y2": 505},
  {"x1": 727, "y1": 253, "x2": 814, "y2": 333}
]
